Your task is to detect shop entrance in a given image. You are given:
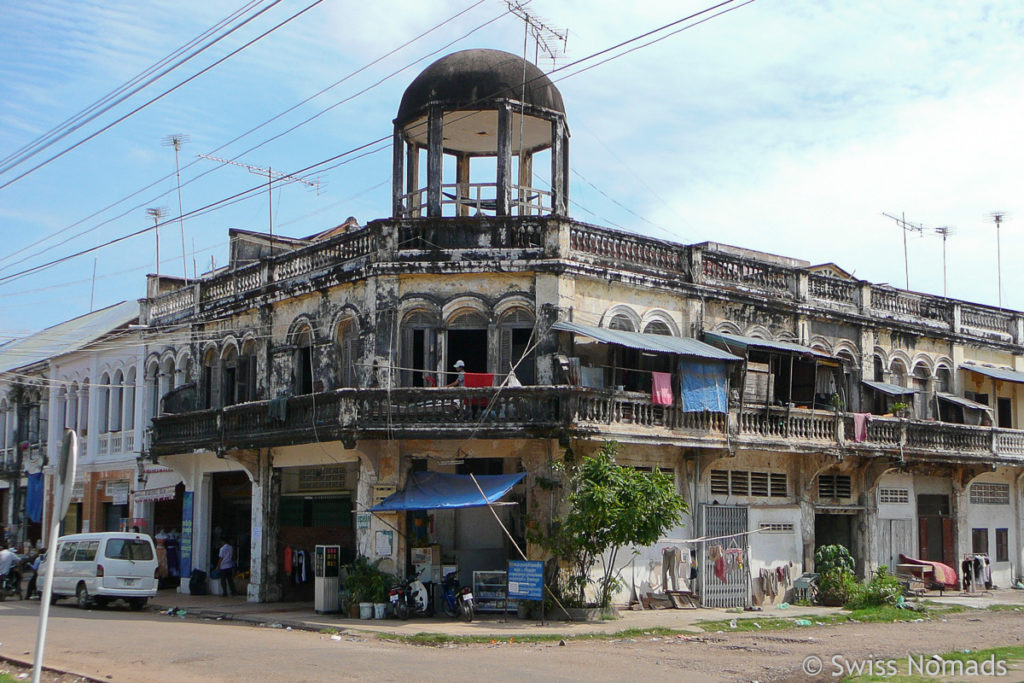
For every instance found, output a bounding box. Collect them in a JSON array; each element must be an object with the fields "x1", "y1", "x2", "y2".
[
  {"x1": 210, "y1": 472, "x2": 251, "y2": 576},
  {"x1": 917, "y1": 494, "x2": 954, "y2": 567},
  {"x1": 815, "y1": 514, "x2": 852, "y2": 553}
]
